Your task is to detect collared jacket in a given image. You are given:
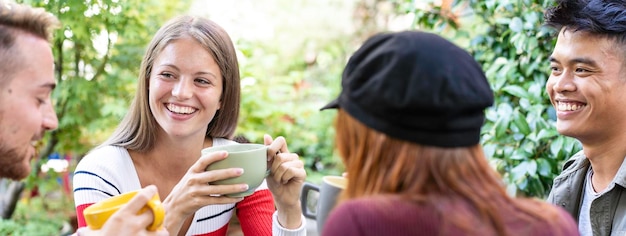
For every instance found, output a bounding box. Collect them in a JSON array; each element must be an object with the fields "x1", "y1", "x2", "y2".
[{"x1": 547, "y1": 151, "x2": 626, "y2": 236}]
